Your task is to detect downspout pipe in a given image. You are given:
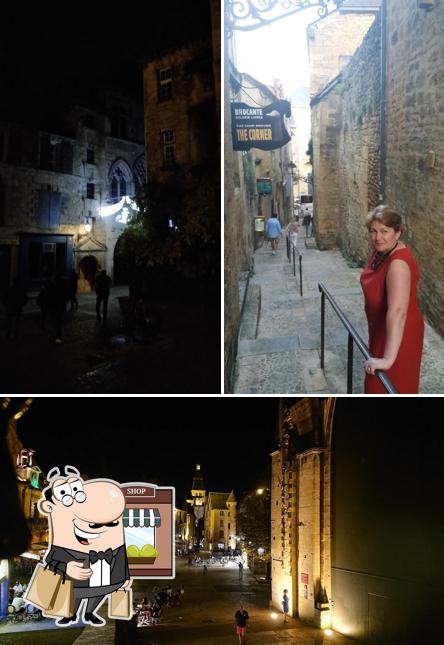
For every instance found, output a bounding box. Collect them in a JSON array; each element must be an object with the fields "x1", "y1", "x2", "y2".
[{"x1": 379, "y1": 0, "x2": 387, "y2": 203}]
